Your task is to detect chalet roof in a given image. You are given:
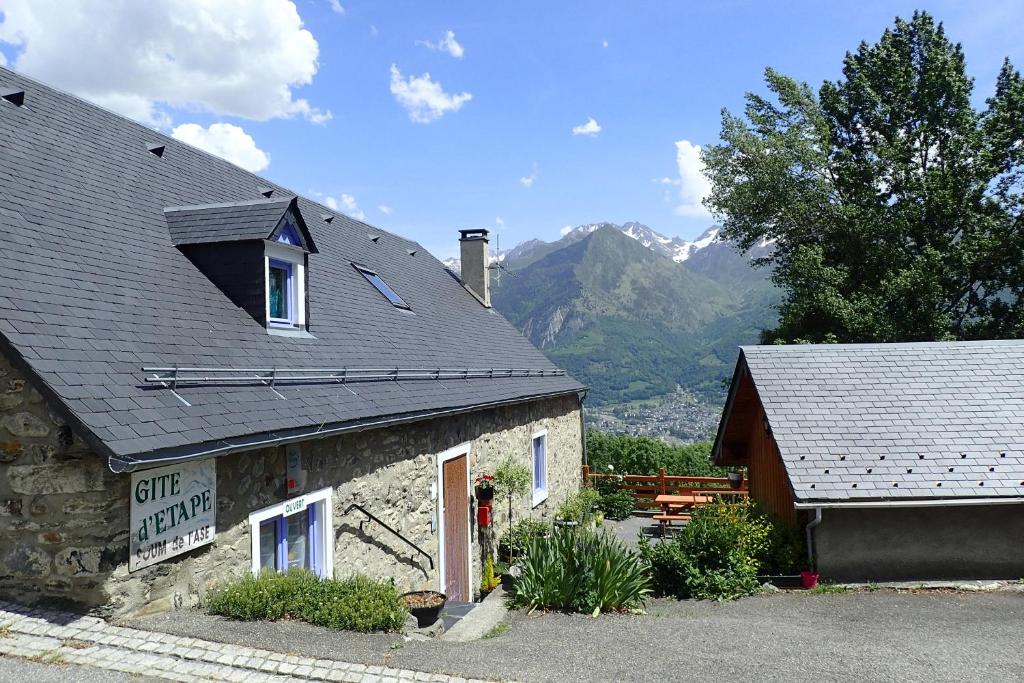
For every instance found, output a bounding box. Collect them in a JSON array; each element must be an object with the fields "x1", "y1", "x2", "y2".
[
  {"x1": 714, "y1": 340, "x2": 1024, "y2": 503},
  {"x1": 0, "y1": 66, "x2": 582, "y2": 471}
]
